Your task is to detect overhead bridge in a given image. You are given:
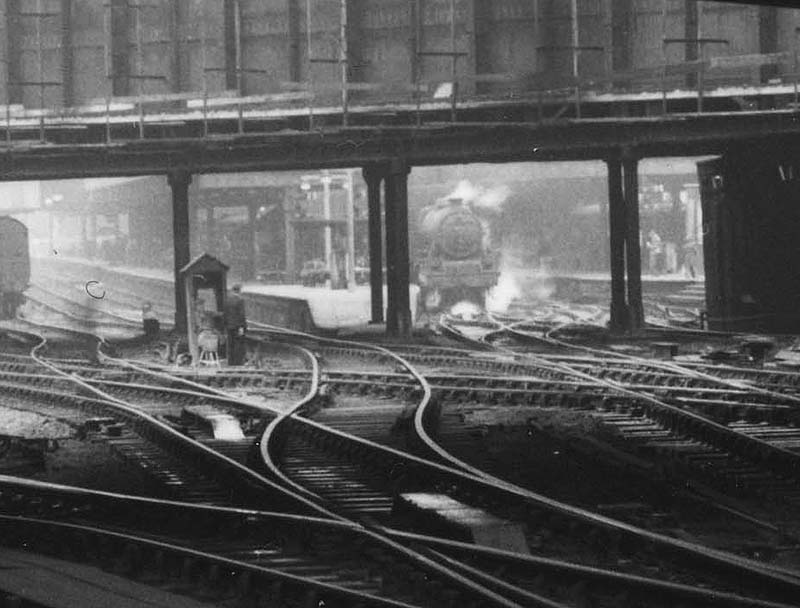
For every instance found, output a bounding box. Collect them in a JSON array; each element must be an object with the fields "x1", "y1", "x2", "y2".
[
  {"x1": 2, "y1": 0, "x2": 799, "y2": 337},
  {"x1": 2, "y1": 78, "x2": 800, "y2": 179}
]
